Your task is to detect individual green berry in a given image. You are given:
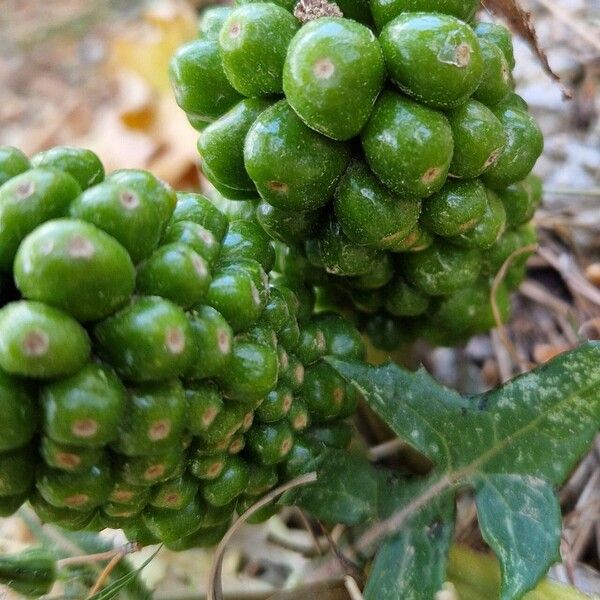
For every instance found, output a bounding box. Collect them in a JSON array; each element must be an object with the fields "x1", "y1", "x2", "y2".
[
  {"x1": 41, "y1": 363, "x2": 125, "y2": 447},
  {"x1": 334, "y1": 161, "x2": 421, "y2": 250},
  {"x1": 314, "y1": 313, "x2": 366, "y2": 360},
  {"x1": 474, "y1": 22, "x2": 515, "y2": 70},
  {"x1": 338, "y1": 384, "x2": 360, "y2": 419},
  {"x1": 202, "y1": 455, "x2": 250, "y2": 506},
  {"x1": 421, "y1": 179, "x2": 488, "y2": 238},
  {"x1": 370, "y1": 0, "x2": 479, "y2": 30},
  {"x1": 256, "y1": 201, "x2": 321, "y2": 245},
  {"x1": 14, "y1": 219, "x2": 135, "y2": 321},
  {"x1": 496, "y1": 92, "x2": 528, "y2": 113},
  {"x1": 30, "y1": 490, "x2": 95, "y2": 528},
  {"x1": 112, "y1": 381, "x2": 186, "y2": 457},
  {"x1": 94, "y1": 297, "x2": 194, "y2": 383},
  {"x1": 389, "y1": 224, "x2": 434, "y2": 253},
  {"x1": 228, "y1": 433, "x2": 246, "y2": 454},
  {"x1": 197, "y1": 403, "x2": 249, "y2": 446},
  {"x1": 283, "y1": 18, "x2": 384, "y2": 141},
  {"x1": 189, "y1": 452, "x2": 228, "y2": 480},
  {"x1": 260, "y1": 288, "x2": 292, "y2": 334},
  {"x1": 217, "y1": 340, "x2": 279, "y2": 403},
  {"x1": 199, "y1": 6, "x2": 232, "y2": 39},
  {"x1": 36, "y1": 460, "x2": 112, "y2": 510},
  {"x1": 483, "y1": 106, "x2": 544, "y2": 190},
  {"x1": 0, "y1": 370, "x2": 37, "y2": 452},
  {"x1": 149, "y1": 474, "x2": 199, "y2": 510},
  {"x1": 295, "y1": 321, "x2": 327, "y2": 366},
  {"x1": 199, "y1": 98, "x2": 271, "y2": 194},
  {"x1": 447, "y1": 100, "x2": 507, "y2": 179},
  {"x1": 246, "y1": 463, "x2": 278, "y2": 496},
  {"x1": 247, "y1": 421, "x2": 294, "y2": 465},
  {"x1": 0, "y1": 301, "x2": 90, "y2": 379},
  {"x1": 280, "y1": 354, "x2": 305, "y2": 391},
  {"x1": 305, "y1": 421, "x2": 353, "y2": 450},
  {"x1": 219, "y1": 3, "x2": 299, "y2": 97},
  {"x1": 402, "y1": 239, "x2": 481, "y2": 296},
  {"x1": 220, "y1": 219, "x2": 275, "y2": 272},
  {"x1": 69, "y1": 181, "x2": 162, "y2": 264},
  {"x1": 0, "y1": 493, "x2": 28, "y2": 517},
  {"x1": 450, "y1": 191, "x2": 507, "y2": 249},
  {"x1": 102, "y1": 502, "x2": 143, "y2": 519},
  {"x1": 384, "y1": 278, "x2": 430, "y2": 317},
  {"x1": 185, "y1": 383, "x2": 224, "y2": 437},
  {"x1": 380, "y1": 13, "x2": 483, "y2": 109},
  {"x1": 165, "y1": 524, "x2": 230, "y2": 550},
  {"x1": 498, "y1": 174, "x2": 543, "y2": 227},
  {"x1": 206, "y1": 261, "x2": 267, "y2": 332},
  {"x1": 0, "y1": 146, "x2": 30, "y2": 186},
  {"x1": 244, "y1": 100, "x2": 351, "y2": 211},
  {"x1": 105, "y1": 169, "x2": 177, "y2": 234},
  {"x1": 364, "y1": 313, "x2": 409, "y2": 351},
  {"x1": 302, "y1": 362, "x2": 346, "y2": 422},
  {"x1": 0, "y1": 446, "x2": 35, "y2": 497},
  {"x1": 31, "y1": 146, "x2": 104, "y2": 190},
  {"x1": 162, "y1": 220, "x2": 221, "y2": 267},
  {"x1": 0, "y1": 168, "x2": 81, "y2": 271},
  {"x1": 280, "y1": 436, "x2": 323, "y2": 480},
  {"x1": 107, "y1": 477, "x2": 150, "y2": 506},
  {"x1": 143, "y1": 497, "x2": 204, "y2": 543},
  {"x1": 136, "y1": 243, "x2": 211, "y2": 308},
  {"x1": 350, "y1": 288, "x2": 383, "y2": 314},
  {"x1": 256, "y1": 386, "x2": 294, "y2": 423},
  {"x1": 116, "y1": 448, "x2": 184, "y2": 486},
  {"x1": 317, "y1": 219, "x2": 384, "y2": 277},
  {"x1": 237, "y1": 323, "x2": 277, "y2": 349},
  {"x1": 169, "y1": 39, "x2": 243, "y2": 129},
  {"x1": 170, "y1": 192, "x2": 229, "y2": 242},
  {"x1": 187, "y1": 306, "x2": 233, "y2": 380},
  {"x1": 473, "y1": 39, "x2": 513, "y2": 107},
  {"x1": 362, "y1": 91, "x2": 453, "y2": 200},
  {"x1": 287, "y1": 399, "x2": 310, "y2": 433},
  {"x1": 349, "y1": 254, "x2": 394, "y2": 290}
]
